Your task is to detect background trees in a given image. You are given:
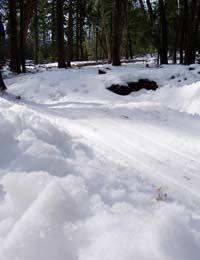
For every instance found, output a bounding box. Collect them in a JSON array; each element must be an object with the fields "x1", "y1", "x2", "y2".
[{"x1": 1, "y1": 0, "x2": 200, "y2": 72}]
